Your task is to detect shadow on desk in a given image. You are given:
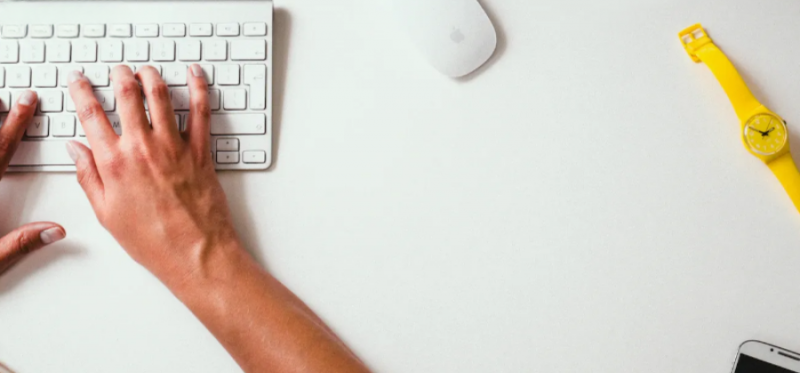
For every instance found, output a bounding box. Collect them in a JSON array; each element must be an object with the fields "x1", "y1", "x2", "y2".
[
  {"x1": 0, "y1": 175, "x2": 87, "y2": 296},
  {"x1": 270, "y1": 8, "x2": 292, "y2": 171},
  {"x1": 0, "y1": 361, "x2": 17, "y2": 373},
  {"x1": 456, "y1": 0, "x2": 507, "y2": 82}
]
